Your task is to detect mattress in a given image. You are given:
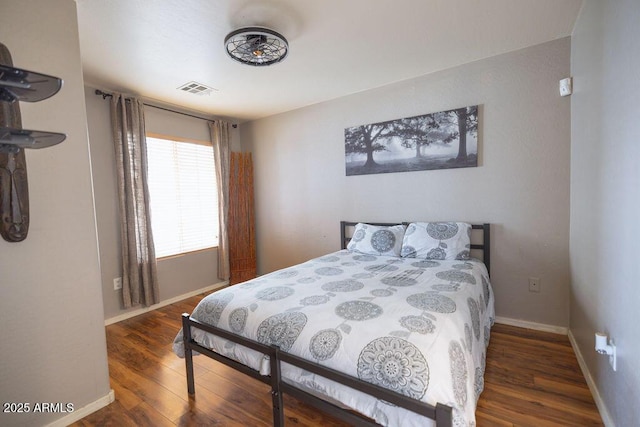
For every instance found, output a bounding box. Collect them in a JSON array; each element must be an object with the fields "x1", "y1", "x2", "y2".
[{"x1": 174, "y1": 249, "x2": 494, "y2": 426}]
